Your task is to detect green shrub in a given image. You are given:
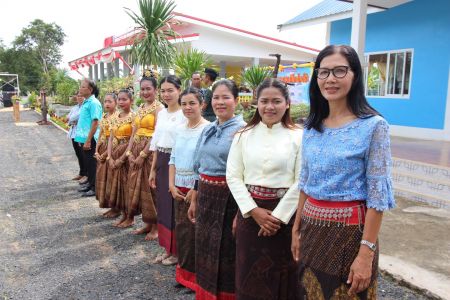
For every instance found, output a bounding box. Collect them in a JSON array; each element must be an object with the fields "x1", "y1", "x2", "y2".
[
  {"x1": 236, "y1": 103, "x2": 309, "y2": 123},
  {"x1": 290, "y1": 103, "x2": 310, "y2": 122},
  {"x1": 56, "y1": 80, "x2": 78, "y2": 105},
  {"x1": 28, "y1": 92, "x2": 38, "y2": 108}
]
